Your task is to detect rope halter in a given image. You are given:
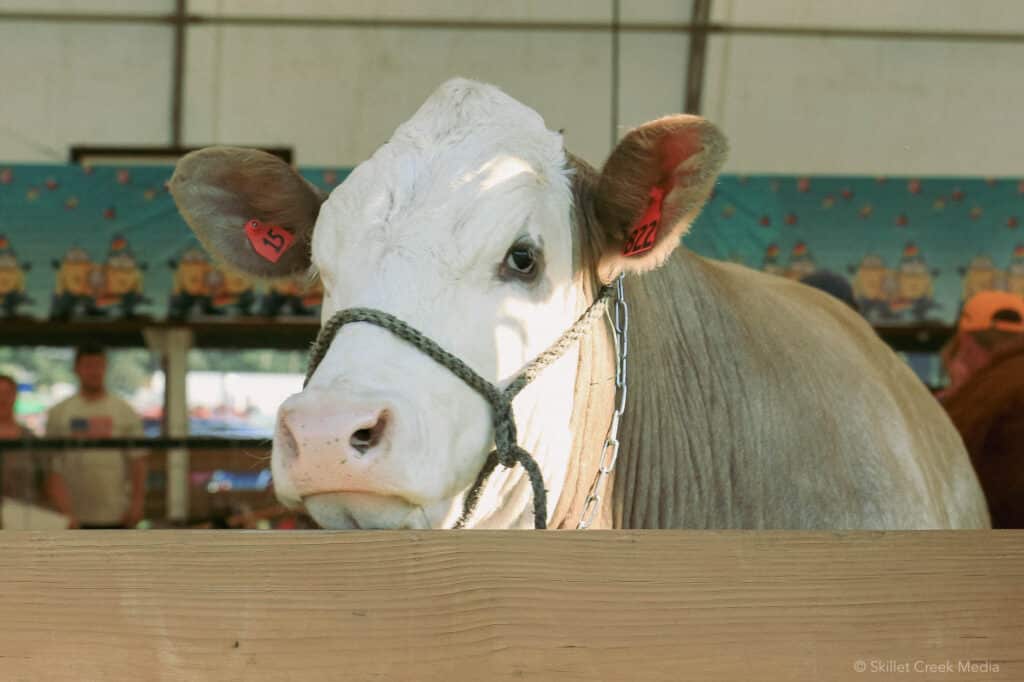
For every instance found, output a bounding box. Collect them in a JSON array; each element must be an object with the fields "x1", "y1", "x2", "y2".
[{"x1": 304, "y1": 280, "x2": 617, "y2": 529}]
